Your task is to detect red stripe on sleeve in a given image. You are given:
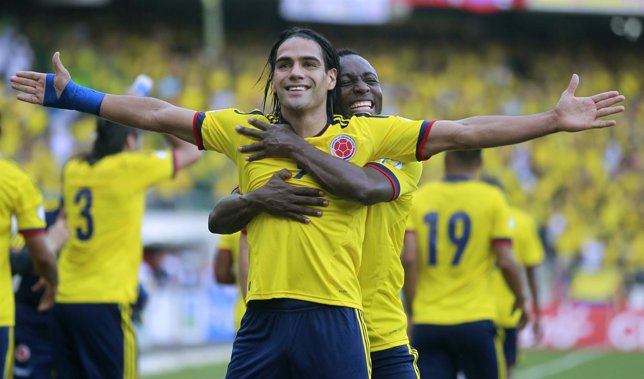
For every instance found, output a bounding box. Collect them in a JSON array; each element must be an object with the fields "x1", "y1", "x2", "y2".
[
  {"x1": 192, "y1": 112, "x2": 205, "y2": 150},
  {"x1": 20, "y1": 229, "x2": 46, "y2": 237}
]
